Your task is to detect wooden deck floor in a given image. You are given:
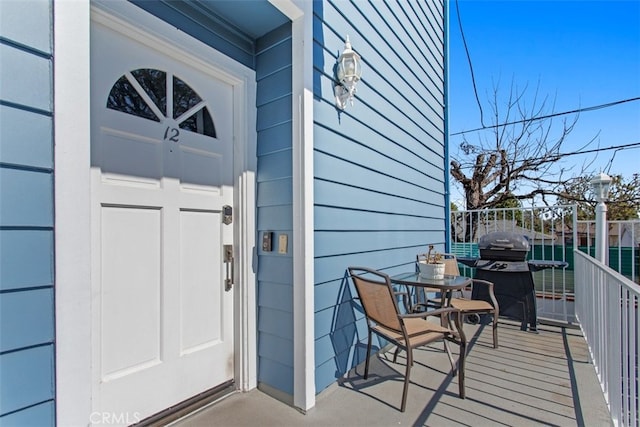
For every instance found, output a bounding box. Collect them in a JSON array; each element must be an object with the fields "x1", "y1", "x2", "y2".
[{"x1": 170, "y1": 320, "x2": 612, "y2": 427}]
